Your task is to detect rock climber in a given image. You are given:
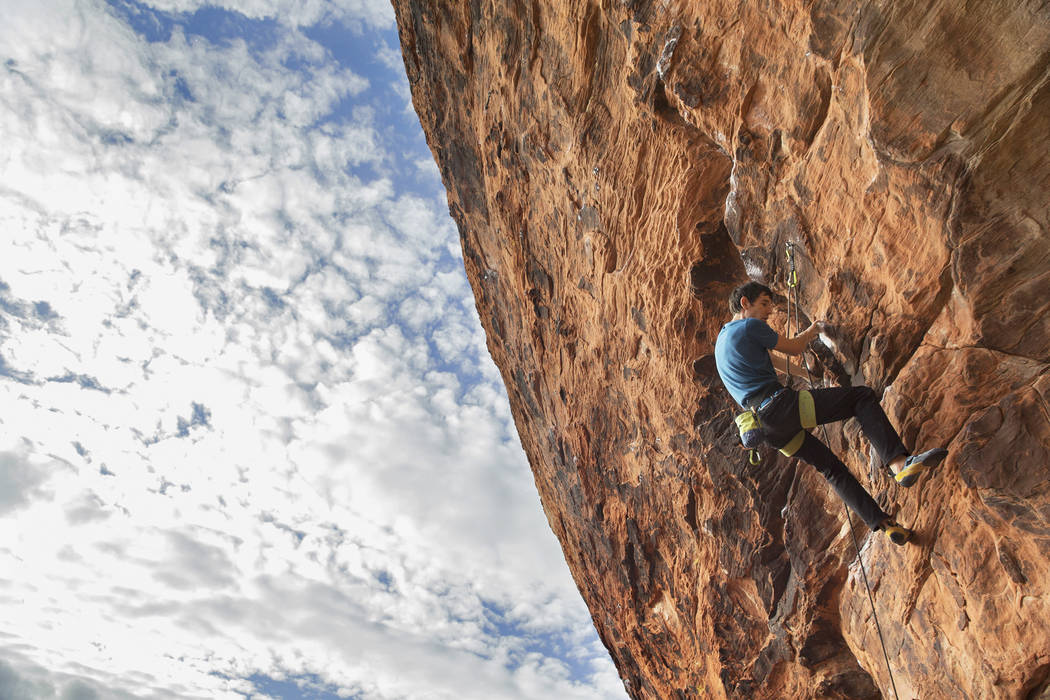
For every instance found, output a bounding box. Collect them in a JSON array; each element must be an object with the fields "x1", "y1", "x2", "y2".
[{"x1": 714, "y1": 281, "x2": 948, "y2": 544}]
